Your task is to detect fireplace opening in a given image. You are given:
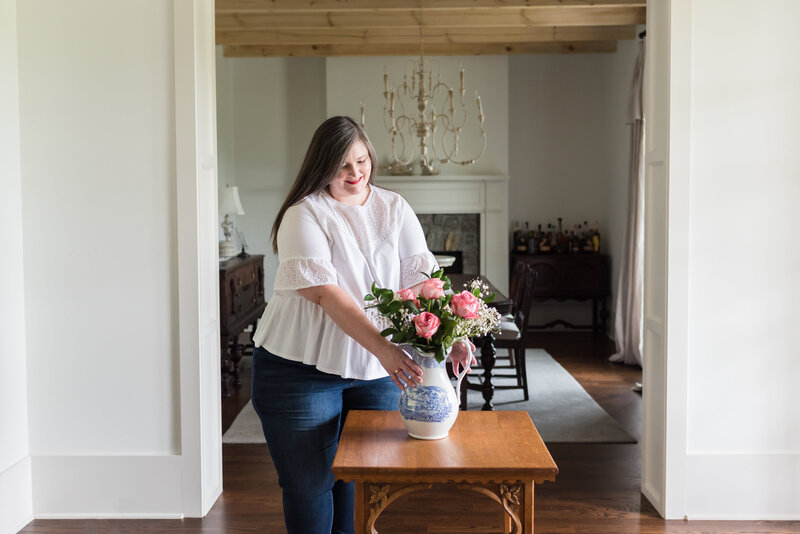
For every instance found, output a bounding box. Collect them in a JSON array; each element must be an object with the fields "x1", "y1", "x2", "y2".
[{"x1": 417, "y1": 213, "x2": 480, "y2": 275}]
